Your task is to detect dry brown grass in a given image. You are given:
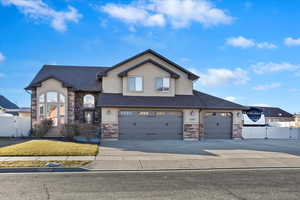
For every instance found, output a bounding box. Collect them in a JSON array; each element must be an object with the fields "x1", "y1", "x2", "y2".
[
  {"x1": 0, "y1": 160, "x2": 91, "y2": 168},
  {"x1": 0, "y1": 140, "x2": 98, "y2": 156}
]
